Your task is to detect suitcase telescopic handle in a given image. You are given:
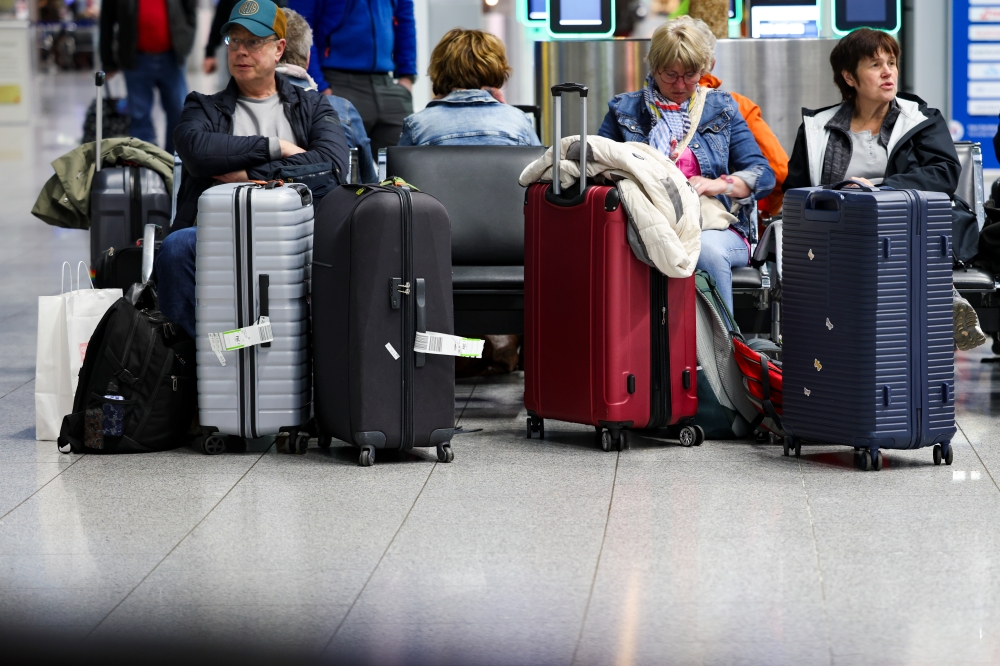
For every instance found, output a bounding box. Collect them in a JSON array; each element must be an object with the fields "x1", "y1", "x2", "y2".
[
  {"x1": 95, "y1": 71, "x2": 105, "y2": 172},
  {"x1": 551, "y1": 82, "x2": 588, "y2": 197}
]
